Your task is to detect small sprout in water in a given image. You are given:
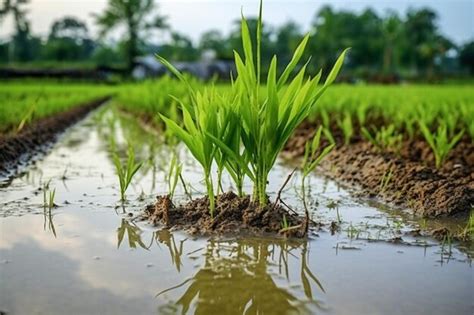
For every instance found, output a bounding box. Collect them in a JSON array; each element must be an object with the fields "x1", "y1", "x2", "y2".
[
  {"x1": 112, "y1": 145, "x2": 143, "y2": 202},
  {"x1": 167, "y1": 153, "x2": 183, "y2": 201},
  {"x1": 301, "y1": 126, "x2": 335, "y2": 231}
]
